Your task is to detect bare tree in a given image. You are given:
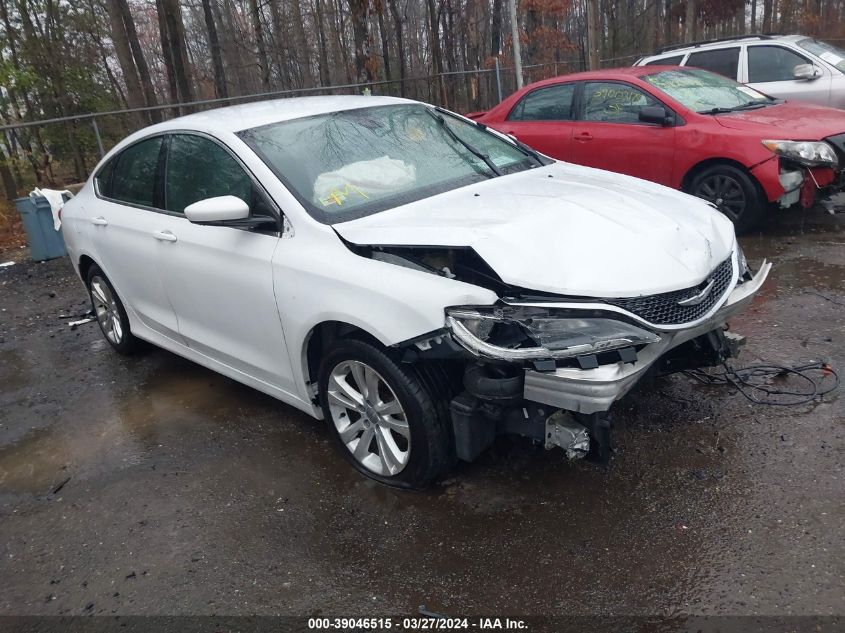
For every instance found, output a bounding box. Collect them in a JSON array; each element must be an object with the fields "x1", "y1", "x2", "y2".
[{"x1": 201, "y1": 0, "x2": 229, "y2": 99}]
